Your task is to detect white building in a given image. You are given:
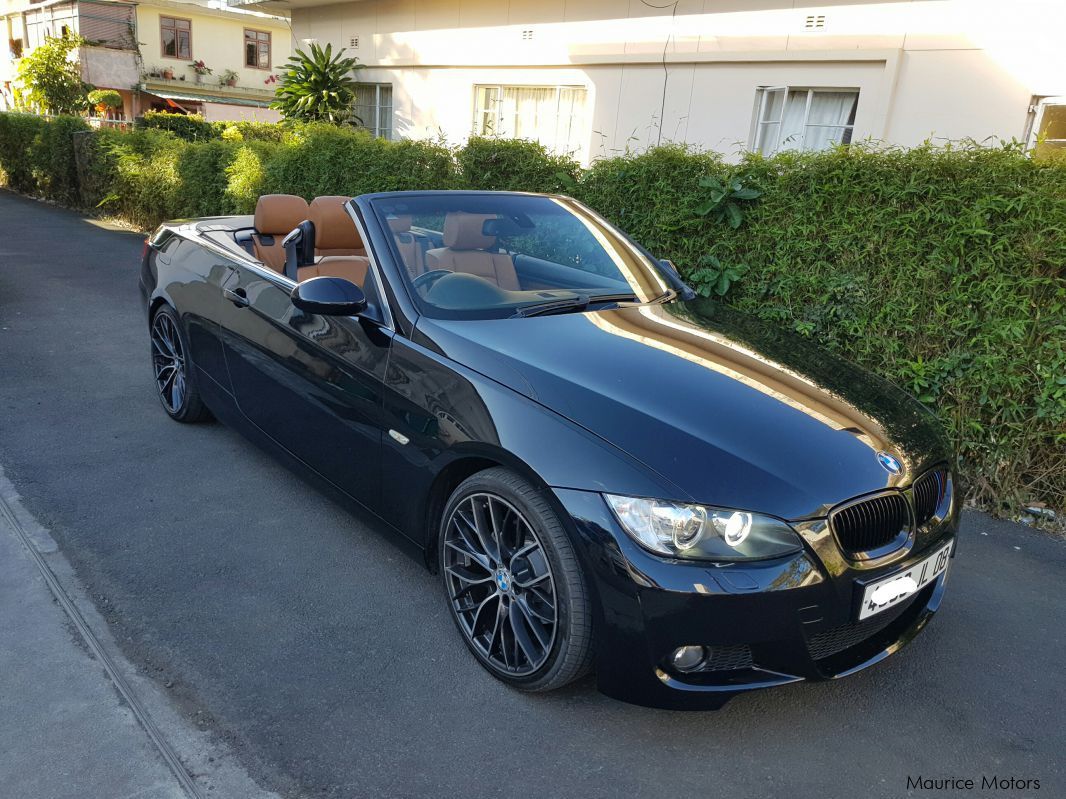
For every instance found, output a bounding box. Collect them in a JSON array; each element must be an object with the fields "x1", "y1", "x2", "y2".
[{"x1": 233, "y1": 0, "x2": 1066, "y2": 162}]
